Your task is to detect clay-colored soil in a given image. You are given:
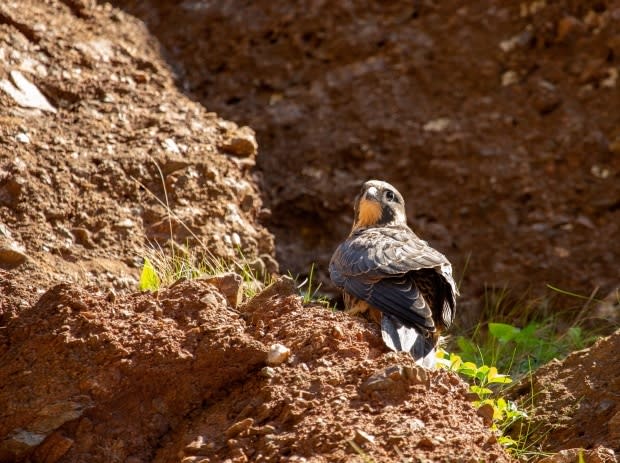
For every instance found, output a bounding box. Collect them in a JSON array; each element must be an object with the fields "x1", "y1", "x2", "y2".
[
  {"x1": 1, "y1": 0, "x2": 619, "y2": 462},
  {"x1": 112, "y1": 0, "x2": 620, "y2": 321},
  {"x1": 511, "y1": 329, "x2": 620, "y2": 456},
  {"x1": 0, "y1": 0, "x2": 273, "y2": 294},
  {"x1": 0, "y1": 273, "x2": 511, "y2": 462}
]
